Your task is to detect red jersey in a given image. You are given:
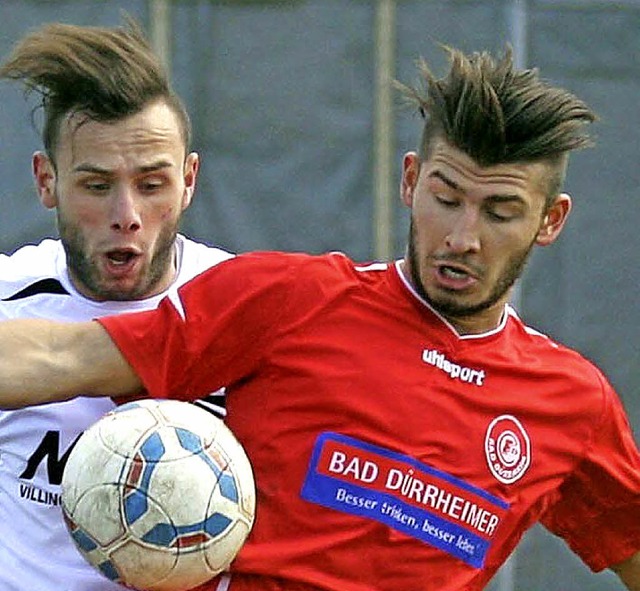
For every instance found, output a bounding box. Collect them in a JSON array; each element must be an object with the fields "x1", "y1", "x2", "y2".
[{"x1": 99, "y1": 251, "x2": 640, "y2": 591}]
